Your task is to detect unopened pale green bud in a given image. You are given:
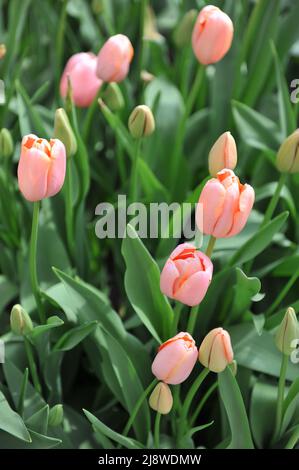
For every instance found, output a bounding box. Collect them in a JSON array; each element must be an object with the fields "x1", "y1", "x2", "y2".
[
  {"x1": 0, "y1": 128, "x2": 13, "y2": 159},
  {"x1": 10, "y1": 304, "x2": 33, "y2": 336},
  {"x1": 102, "y1": 83, "x2": 124, "y2": 111},
  {"x1": 173, "y1": 10, "x2": 197, "y2": 48},
  {"x1": 149, "y1": 382, "x2": 173, "y2": 415},
  {"x1": 128, "y1": 105, "x2": 155, "y2": 139},
  {"x1": 49, "y1": 404, "x2": 64, "y2": 427},
  {"x1": 54, "y1": 108, "x2": 77, "y2": 158},
  {"x1": 275, "y1": 307, "x2": 299, "y2": 355},
  {"x1": 276, "y1": 129, "x2": 299, "y2": 174}
]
